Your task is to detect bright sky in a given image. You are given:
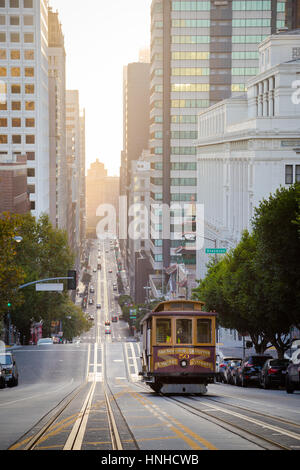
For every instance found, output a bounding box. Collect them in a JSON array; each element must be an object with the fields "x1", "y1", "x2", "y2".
[{"x1": 49, "y1": 0, "x2": 152, "y2": 176}]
